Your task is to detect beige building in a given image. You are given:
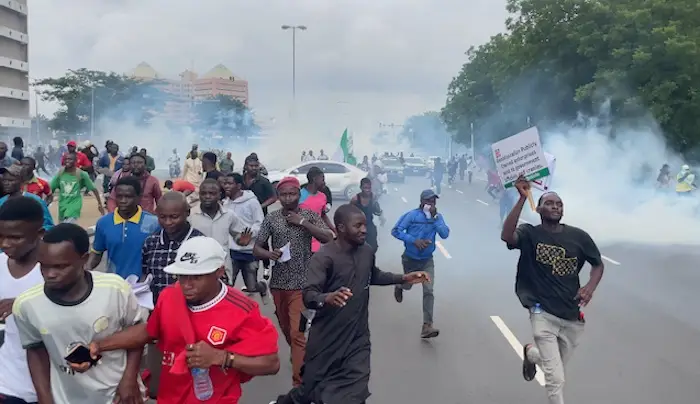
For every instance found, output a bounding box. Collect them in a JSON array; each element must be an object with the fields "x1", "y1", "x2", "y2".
[
  {"x1": 130, "y1": 62, "x2": 249, "y2": 125},
  {"x1": 0, "y1": 0, "x2": 29, "y2": 137}
]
